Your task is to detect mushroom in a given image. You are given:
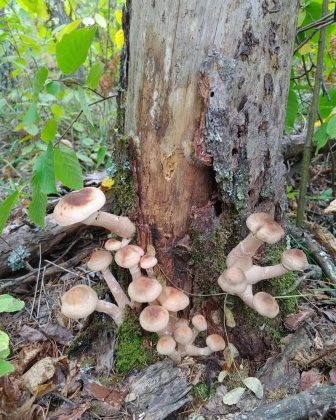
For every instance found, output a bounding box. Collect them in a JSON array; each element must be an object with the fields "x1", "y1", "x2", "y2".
[
  {"x1": 115, "y1": 245, "x2": 145, "y2": 281},
  {"x1": 252, "y1": 292, "x2": 279, "y2": 318},
  {"x1": 139, "y1": 305, "x2": 170, "y2": 333},
  {"x1": 53, "y1": 187, "x2": 135, "y2": 239},
  {"x1": 87, "y1": 249, "x2": 131, "y2": 309},
  {"x1": 190, "y1": 314, "x2": 207, "y2": 343},
  {"x1": 127, "y1": 276, "x2": 162, "y2": 303},
  {"x1": 158, "y1": 287, "x2": 190, "y2": 316},
  {"x1": 174, "y1": 326, "x2": 193, "y2": 352},
  {"x1": 140, "y1": 255, "x2": 158, "y2": 278},
  {"x1": 61, "y1": 284, "x2": 123, "y2": 325},
  {"x1": 184, "y1": 334, "x2": 226, "y2": 357},
  {"x1": 217, "y1": 267, "x2": 248, "y2": 295},
  {"x1": 156, "y1": 336, "x2": 181, "y2": 363}
]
